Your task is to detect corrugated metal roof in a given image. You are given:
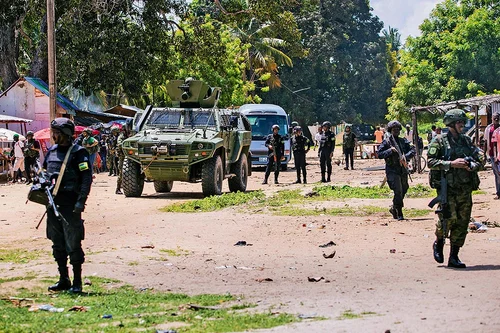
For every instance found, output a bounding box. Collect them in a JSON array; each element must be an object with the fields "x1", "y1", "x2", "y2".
[
  {"x1": 24, "y1": 77, "x2": 80, "y2": 115},
  {"x1": 0, "y1": 114, "x2": 33, "y2": 123}
]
